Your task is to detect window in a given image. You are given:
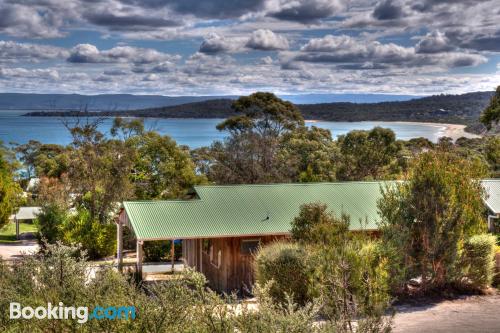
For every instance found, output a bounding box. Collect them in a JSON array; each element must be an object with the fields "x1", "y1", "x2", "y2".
[
  {"x1": 211, "y1": 250, "x2": 221, "y2": 269},
  {"x1": 202, "y1": 239, "x2": 211, "y2": 254},
  {"x1": 240, "y1": 239, "x2": 260, "y2": 255}
]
